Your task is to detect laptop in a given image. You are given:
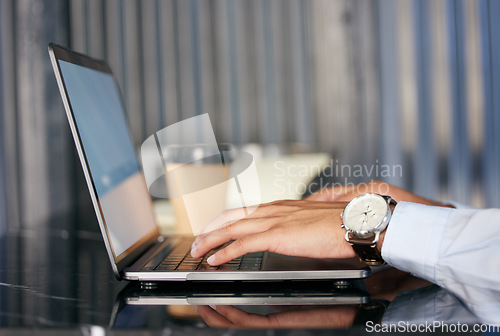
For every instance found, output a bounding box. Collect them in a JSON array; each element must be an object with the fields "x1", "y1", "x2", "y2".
[{"x1": 48, "y1": 43, "x2": 370, "y2": 282}]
